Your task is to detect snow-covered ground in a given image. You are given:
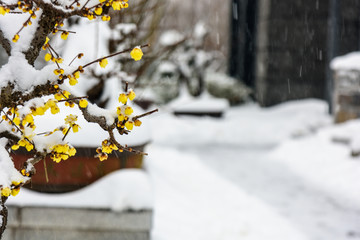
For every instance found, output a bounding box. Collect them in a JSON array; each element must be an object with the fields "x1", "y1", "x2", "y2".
[
  {"x1": 145, "y1": 98, "x2": 360, "y2": 240},
  {"x1": 7, "y1": 98, "x2": 360, "y2": 240}
]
